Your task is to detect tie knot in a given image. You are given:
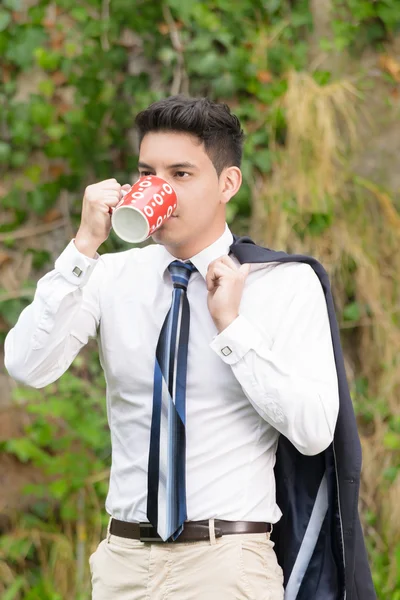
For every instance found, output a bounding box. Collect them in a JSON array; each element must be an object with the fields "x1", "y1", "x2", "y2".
[{"x1": 168, "y1": 260, "x2": 196, "y2": 291}]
